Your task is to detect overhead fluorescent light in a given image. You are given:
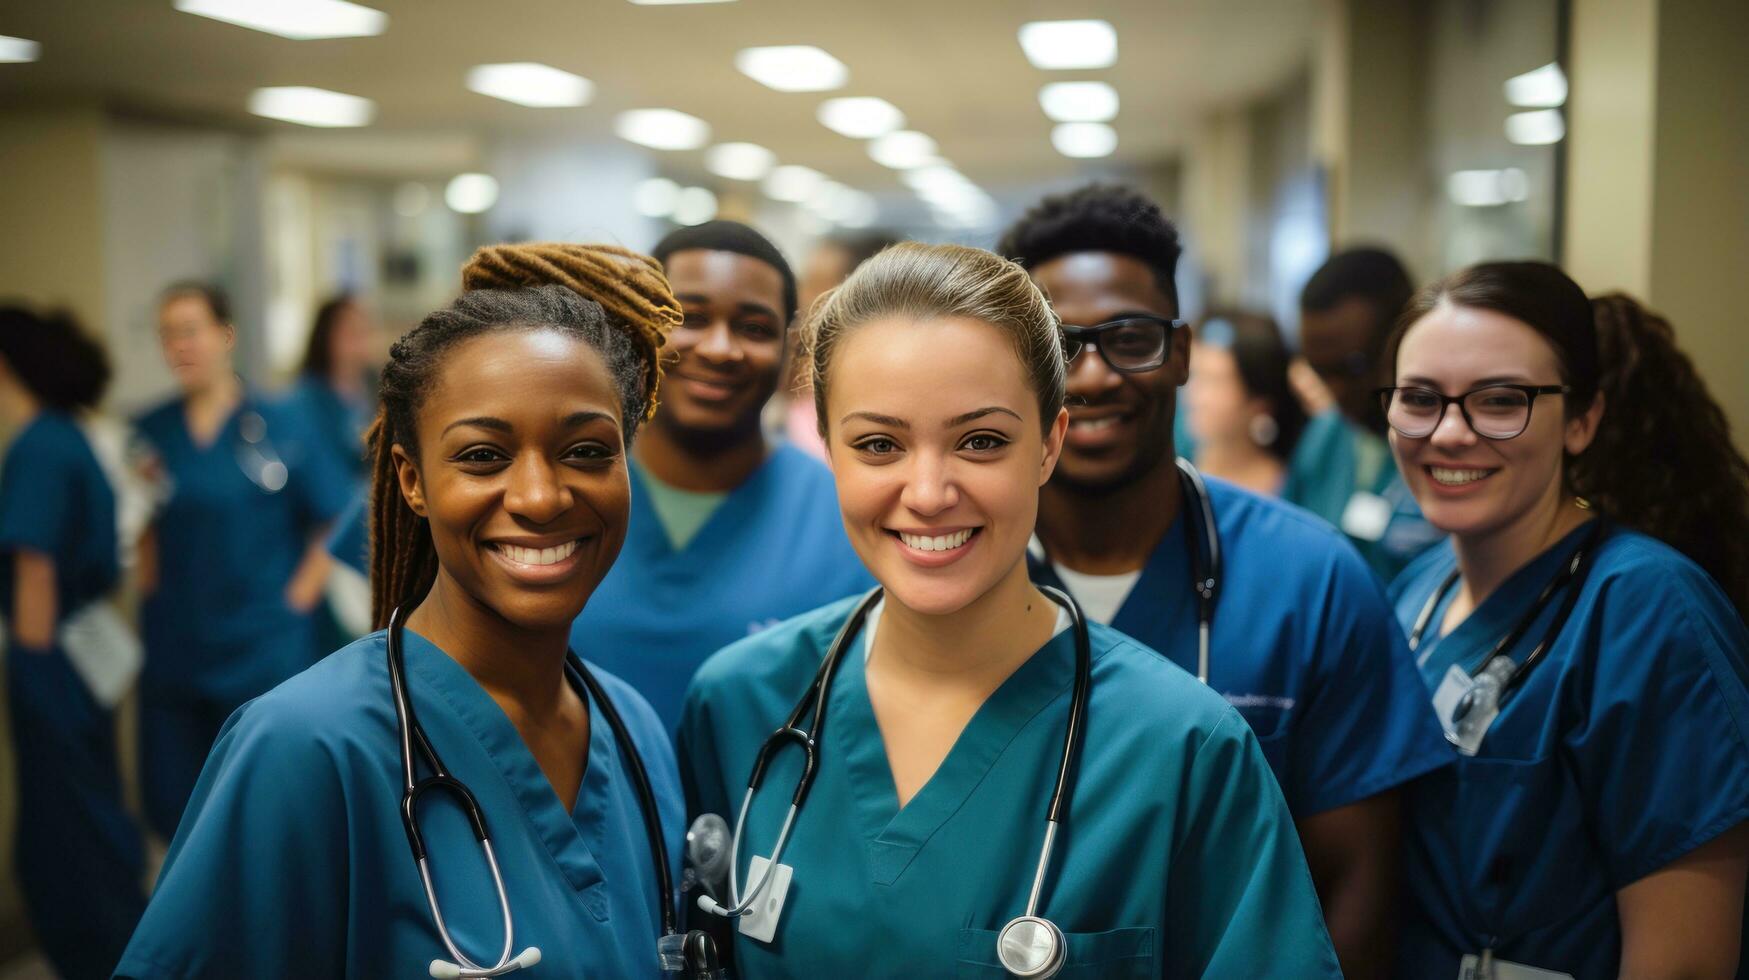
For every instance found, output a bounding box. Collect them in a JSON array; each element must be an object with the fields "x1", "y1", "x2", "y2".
[
  {"x1": 1018, "y1": 20, "x2": 1117, "y2": 70},
  {"x1": 673, "y1": 186, "x2": 719, "y2": 225},
  {"x1": 1505, "y1": 62, "x2": 1567, "y2": 108},
  {"x1": 445, "y1": 173, "x2": 500, "y2": 214},
  {"x1": 0, "y1": 35, "x2": 41, "y2": 63},
  {"x1": 1051, "y1": 122, "x2": 1117, "y2": 158},
  {"x1": 818, "y1": 97, "x2": 904, "y2": 139},
  {"x1": 1505, "y1": 109, "x2": 1565, "y2": 145},
  {"x1": 705, "y1": 142, "x2": 776, "y2": 181},
  {"x1": 1039, "y1": 81, "x2": 1119, "y2": 122},
  {"x1": 633, "y1": 177, "x2": 681, "y2": 218},
  {"x1": 763, "y1": 164, "x2": 826, "y2": 202},
  {"x1": 868, "y1": 131, "x2": 939, "y2": 169},
  {"x1": 1447, "y1": 168, "x2": 1529, "y2": 207},
  {"x1": 735, "y1": 45, "x2": 847, "y2": 92},
  {"x1": 248, "y1": 86, "x2": 375, "y2": 127},
  {"x1": 466, "y1": 63, "x2": 593, "y2": 108},
  {"x1": 615, "y1": 108, "x2": 711, "y2": 150},
  {"x1": 174, "y1": 0, "x2": 386, "y2": 39}
]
